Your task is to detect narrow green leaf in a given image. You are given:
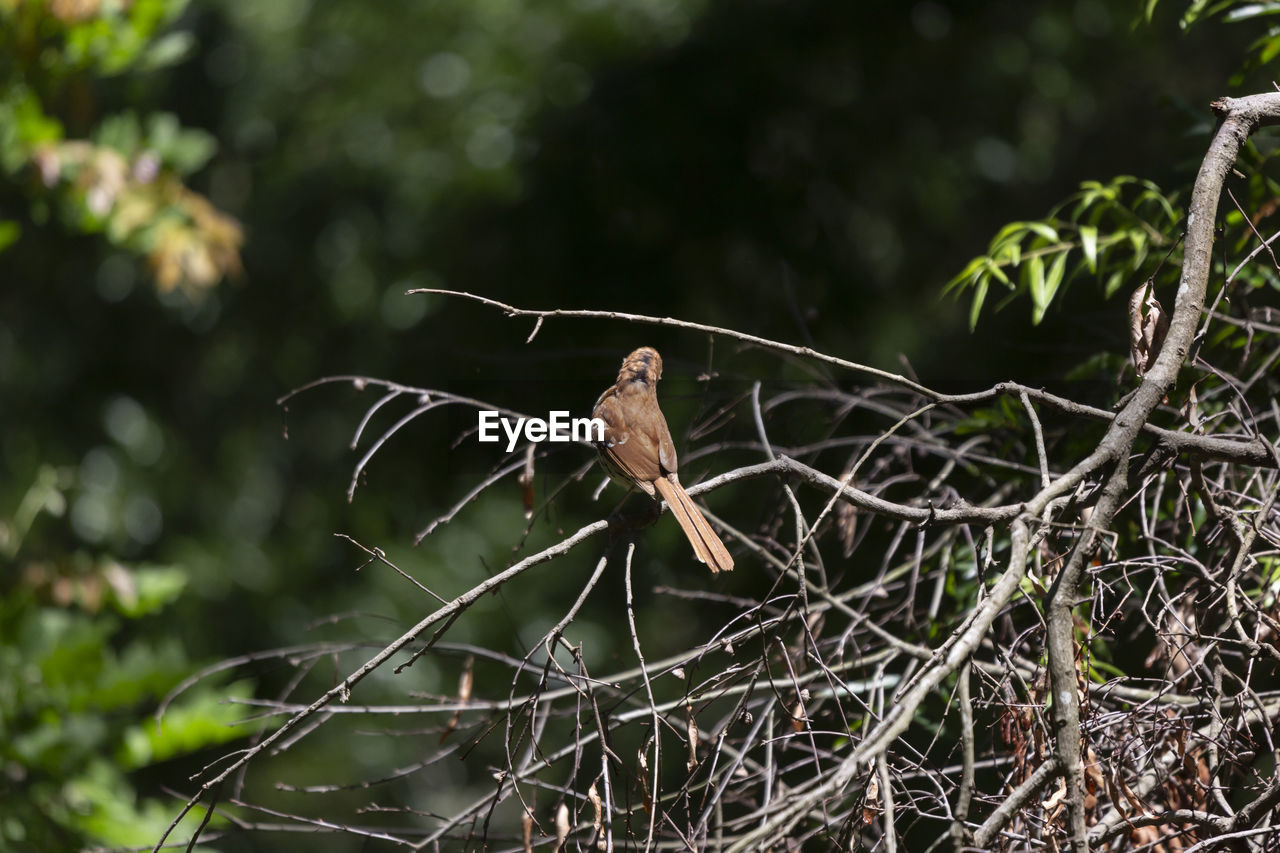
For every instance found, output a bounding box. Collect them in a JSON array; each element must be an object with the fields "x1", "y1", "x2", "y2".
[
  {"x1": 1071, "y1": 190, "x2": 1100, "y2": 219},
  {"x1": 1254, "y1": 31, "x2": 1280, "y2": 63},
  {"x1": 1028, "y1": 255, "x2": 1047, "y2": 324},
  {"x1": 985, "y1": 258, "x2": 1013, "y2": 288},
  {"x1": 1137, "y1": 187, "x2": 1179, "y2": 224},
  {"x1": 990, "y1": 221, "x2": 1028, "y2": 253},
  {"x1": 1226, "y1": 3, "x2": 1280, "y2": 21},
  {"x1": 1079, "y1": 225, "x2": 1098, "y2": 273},
  {"x1": 1006, "y1": 242, "x2": 1021, "y2": 267},
  {"x1": 969, "y1": 276, "x2": 989, "y2": 330},
  {"x1": 138, "y1": 31, "x2": 195, "y2": 73},
  {"x1": 1023, "y1": 221, "x2": 1059, "y2": 243},
  {"x1": 1128, "y1": 229, "x2": 1149, "y2": 269},
  {"x1": 1104, "y1": 268, "x2": 1126, "y2": 298},
  {"x1": 1043, "y1": 250, "x2": 1068, "y2": 305},
  {"x1": 943, "y1": 256, "x2": 986, "y2": 295}
]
